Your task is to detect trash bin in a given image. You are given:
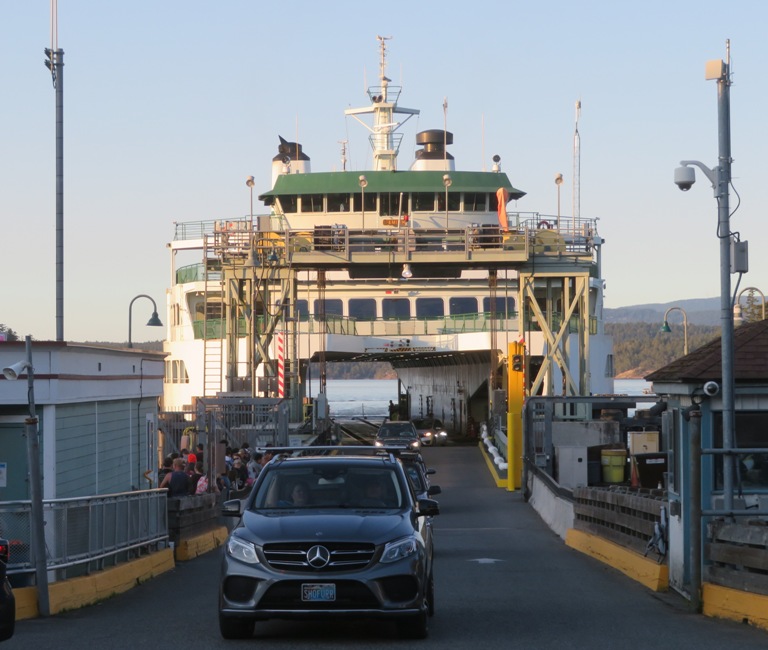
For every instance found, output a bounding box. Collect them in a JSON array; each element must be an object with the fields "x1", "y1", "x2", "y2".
[
  {"x1": 601, "y1": 449, "x2": 627, "y2": 483},
  {"x1": 634, "y1": 452, "x2": 667, "y2": 489}
]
